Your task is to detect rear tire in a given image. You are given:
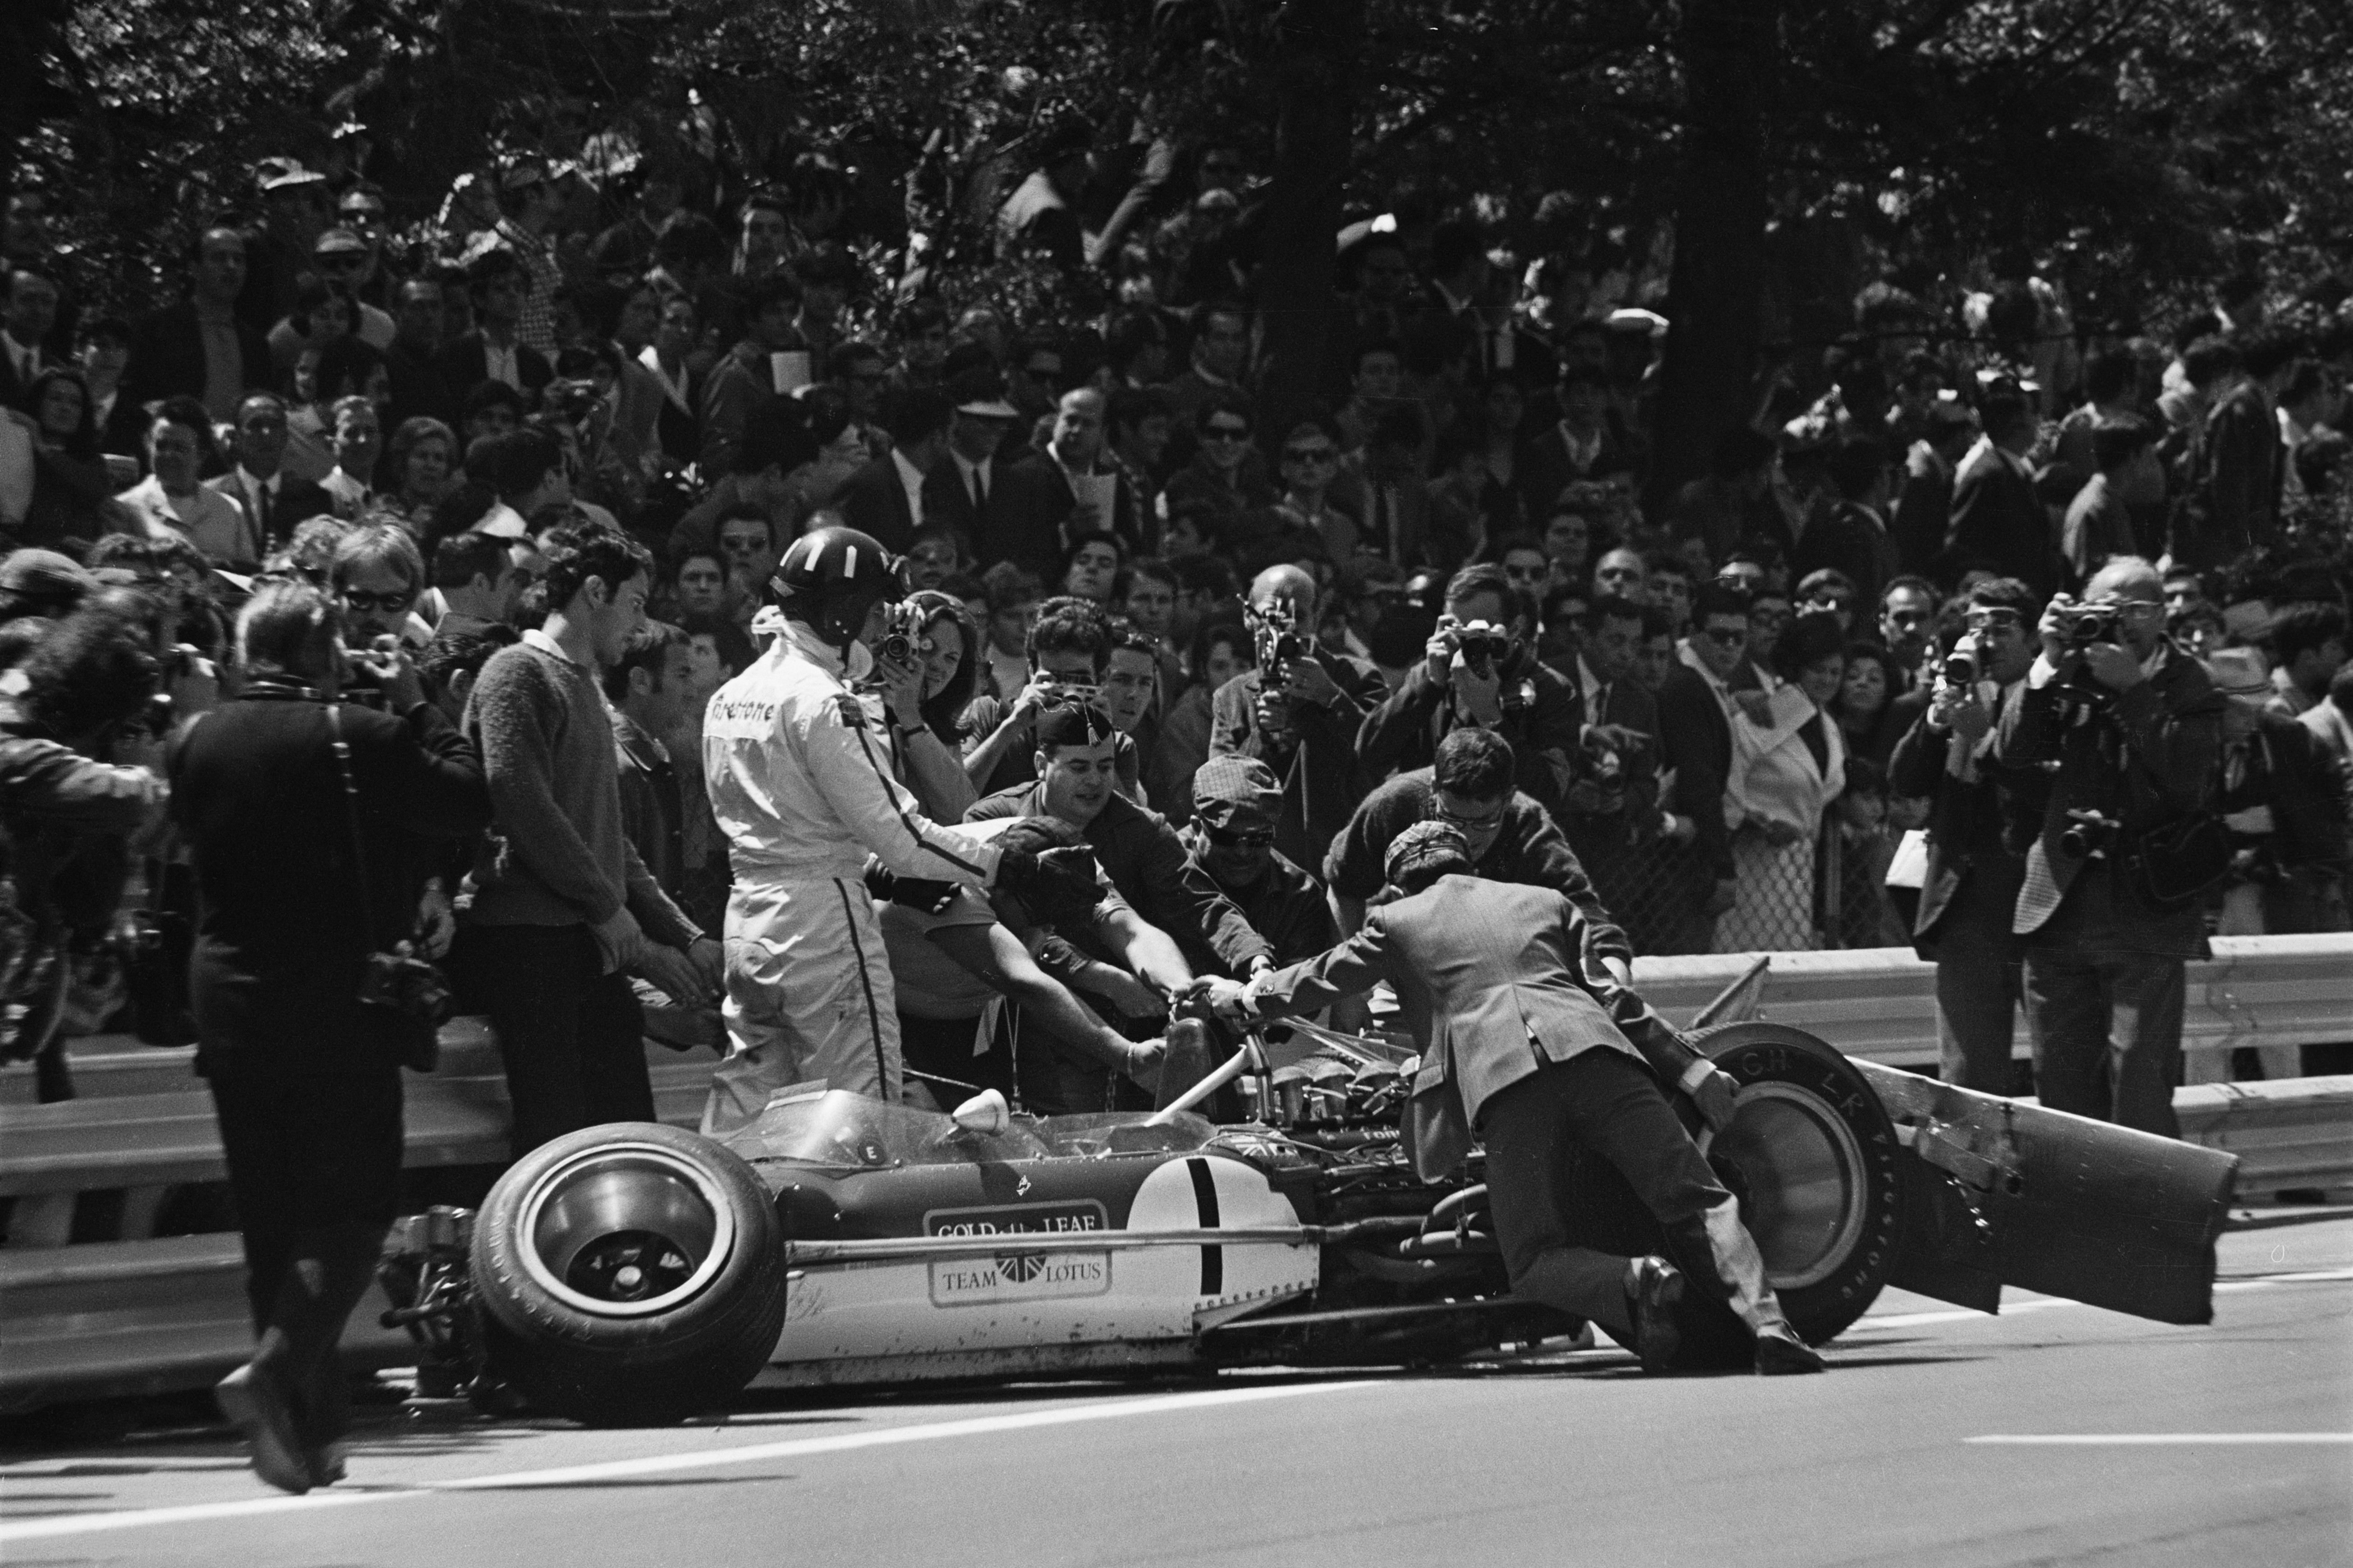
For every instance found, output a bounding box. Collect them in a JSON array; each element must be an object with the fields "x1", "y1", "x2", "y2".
[
  {"x1": 471, "y1": 1121, "x2": 786, "y2": 1426},
  {"x1": 1688, "y1": 1022, "x2": 1906, "y2": 1346}
]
